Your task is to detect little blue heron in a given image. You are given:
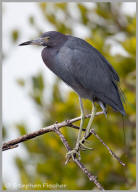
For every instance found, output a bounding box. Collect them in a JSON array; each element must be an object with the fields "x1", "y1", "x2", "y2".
[{"x1": 19, "y1": 31, "x2": 126, "y2": 160}]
